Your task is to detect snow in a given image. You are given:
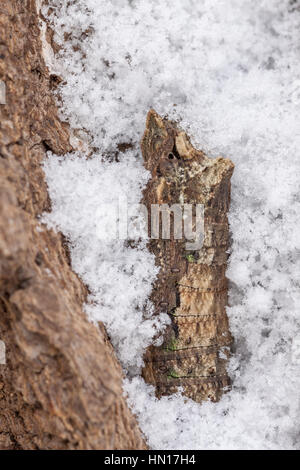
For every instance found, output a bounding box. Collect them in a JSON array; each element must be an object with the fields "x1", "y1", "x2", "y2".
[
  {"x1": 43, "y1": 153, "x2": 169, "y2": 371},
  {"x1": 42, "y1": 0, "x2": 300, "y2": 449}
]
